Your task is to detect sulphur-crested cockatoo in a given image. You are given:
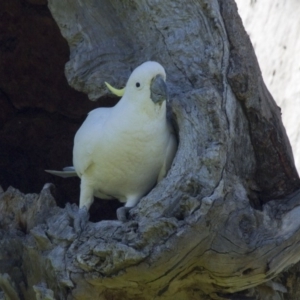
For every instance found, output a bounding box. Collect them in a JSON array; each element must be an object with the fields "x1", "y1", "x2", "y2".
[{"x1": 46, "y1": 61, "x2": 177, "y2": 222}]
